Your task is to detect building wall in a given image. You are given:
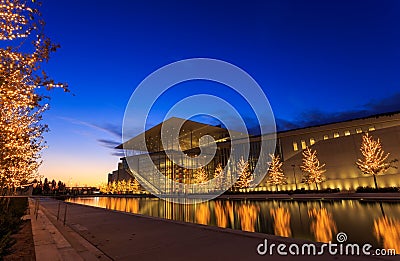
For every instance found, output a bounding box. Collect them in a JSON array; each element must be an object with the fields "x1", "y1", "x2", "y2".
[
  {"x1": 272, "y1": 124, "x2": 400, "y2": 191},
  {"x1": 278, "y1": 112, "x2": 400, "y2": 161}
]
